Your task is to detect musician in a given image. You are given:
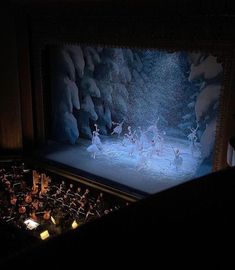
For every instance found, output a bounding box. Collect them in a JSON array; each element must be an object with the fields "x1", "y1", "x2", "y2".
[
  {"x1": 52, "y1": 189, "x2": 62, "y2": 199},
  {"x1": 77, "y1": 202, "x2": 85, "y2": 216},
  {"x1": 25, "y1": 192, "x2": 33, "y2": 204},
  {"x1": 69, "y1": 198, "x2": 77, "y2": 209},
  {"x1": 43, "y1": 209, "x2": 51, "y2": 220},
  {"x1": 10, "y1": 194, "x2": 17, "y2": 206},
  {"x1": 75, "y1": 187, "x2": 82, "y2": 199},
  {"x1": 85, "y1": 204, "x2": 95, "y2": 222},
  {"x1": 80, "y1": 188, "x2": 90, "y2": 203},
  {"x1": 29, "y1": 210, "x2": 38, "y2": 221},
  {"x1": 31, "y1": 199, "x2": 39, "y2": 210},
  {"x1": 66, "y1": 183, "x2": 74, "y2": 195},
  {"x1": 18, "y1": 204, "x2": 26, "y2": 215},
  {"x1": 59, "y1": 181, "x2": 66, "y2": 191}
]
